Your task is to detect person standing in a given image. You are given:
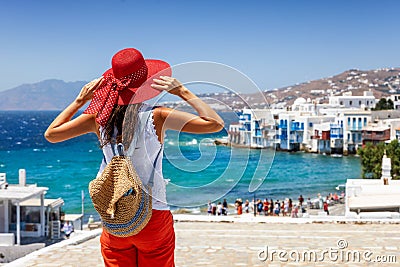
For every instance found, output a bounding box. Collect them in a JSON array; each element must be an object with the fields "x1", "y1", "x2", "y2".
[
  {"x1": 212, "y1": 202, "x2": 217, "y2": 216},
  {"x1": 256, "y1": 199, "x2": 263, "y2": 215},
  {"x1": 62, "y1": 221, "x2": 74, "y2": 239},
  {"x1": 323, "y1": 202, "x2": 329, "y2": 215},
  {"x1": 269, "y1": 199, "x2": 274, "y2": 216},
  {"x1": 288, "y1": 198, "x2": 293, "y2": 215},
  {"x1": 263, "y1": 199, "x2": 269, "y2": 216},
  {"x1": 217, "y1": 202, "x2": 223, "y2": 216},
  {"x1": 298, "y1": 195, "x2": 304, "y2": 207},
  {"x1": 274, "y1": 200, "x2": 280, "y2": 216},
  {"x1": 244, "y1": 199, "x2": 250, "y2": 213},
  {"x1": 235, "y1": 199, "x2": 243, "y2": 215},
  {"x1": 45, "y1": 48, "x2": 224, "y2": 267},
  {"x1": 207, "y1": 201, "x2": 212, "y2": 216},
  {"x1": 222, "y1": 199, "x2": 228, "y2": 215}
]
